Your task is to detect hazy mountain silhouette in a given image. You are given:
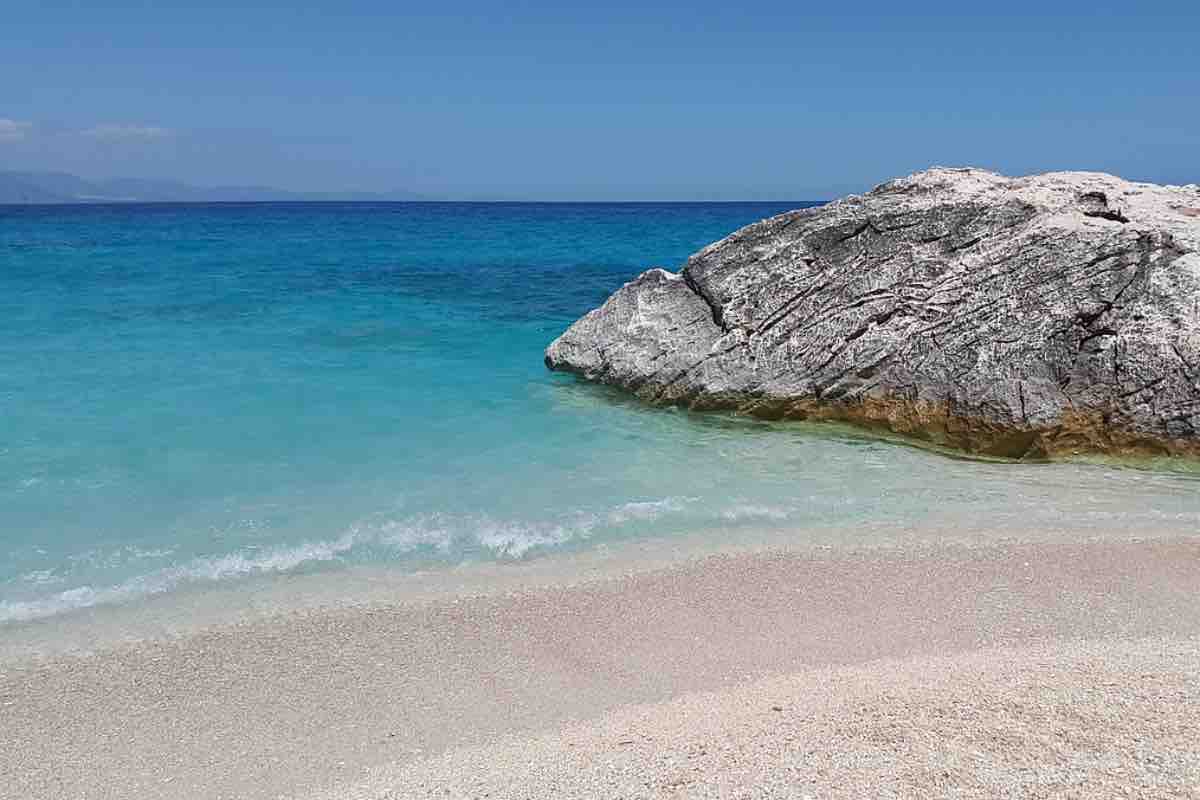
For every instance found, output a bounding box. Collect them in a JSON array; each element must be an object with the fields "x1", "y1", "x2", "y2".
[{"x1": 0, "y1": 171, "x2": 430, "y2": 204}]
